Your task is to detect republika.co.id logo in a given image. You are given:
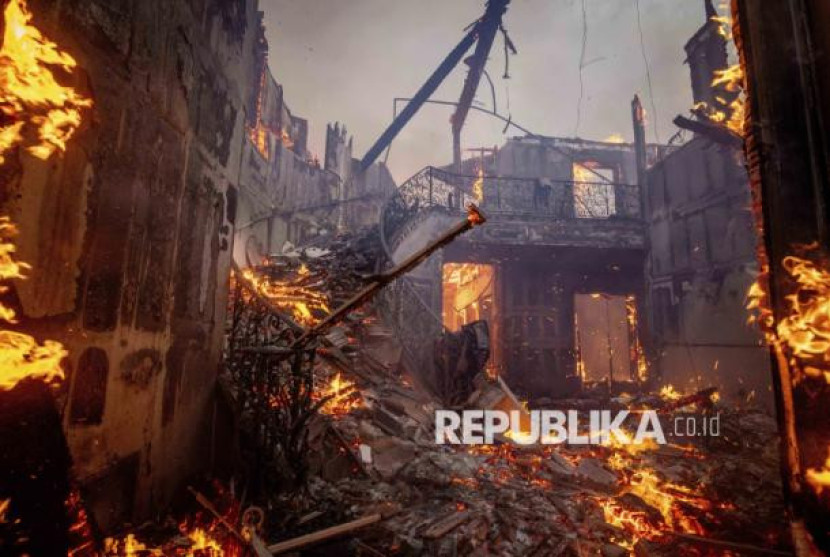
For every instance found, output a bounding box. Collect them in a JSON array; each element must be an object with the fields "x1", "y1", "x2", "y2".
[{"x1": 435, "y1": 408, "x2": 720, "y2": 446}]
